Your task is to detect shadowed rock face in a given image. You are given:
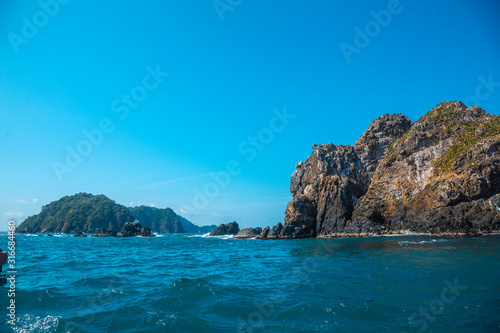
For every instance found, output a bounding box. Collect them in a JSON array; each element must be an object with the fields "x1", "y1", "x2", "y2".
[
  {"x1": 209, "y1": 222, "x2": 240, "y2": 236},
  {"x1": 278, "y1": 113, "x2": 412, "y2": 238},
  {"x1": 261, "y1": 102, "x2": 500, "y2": 238}
]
